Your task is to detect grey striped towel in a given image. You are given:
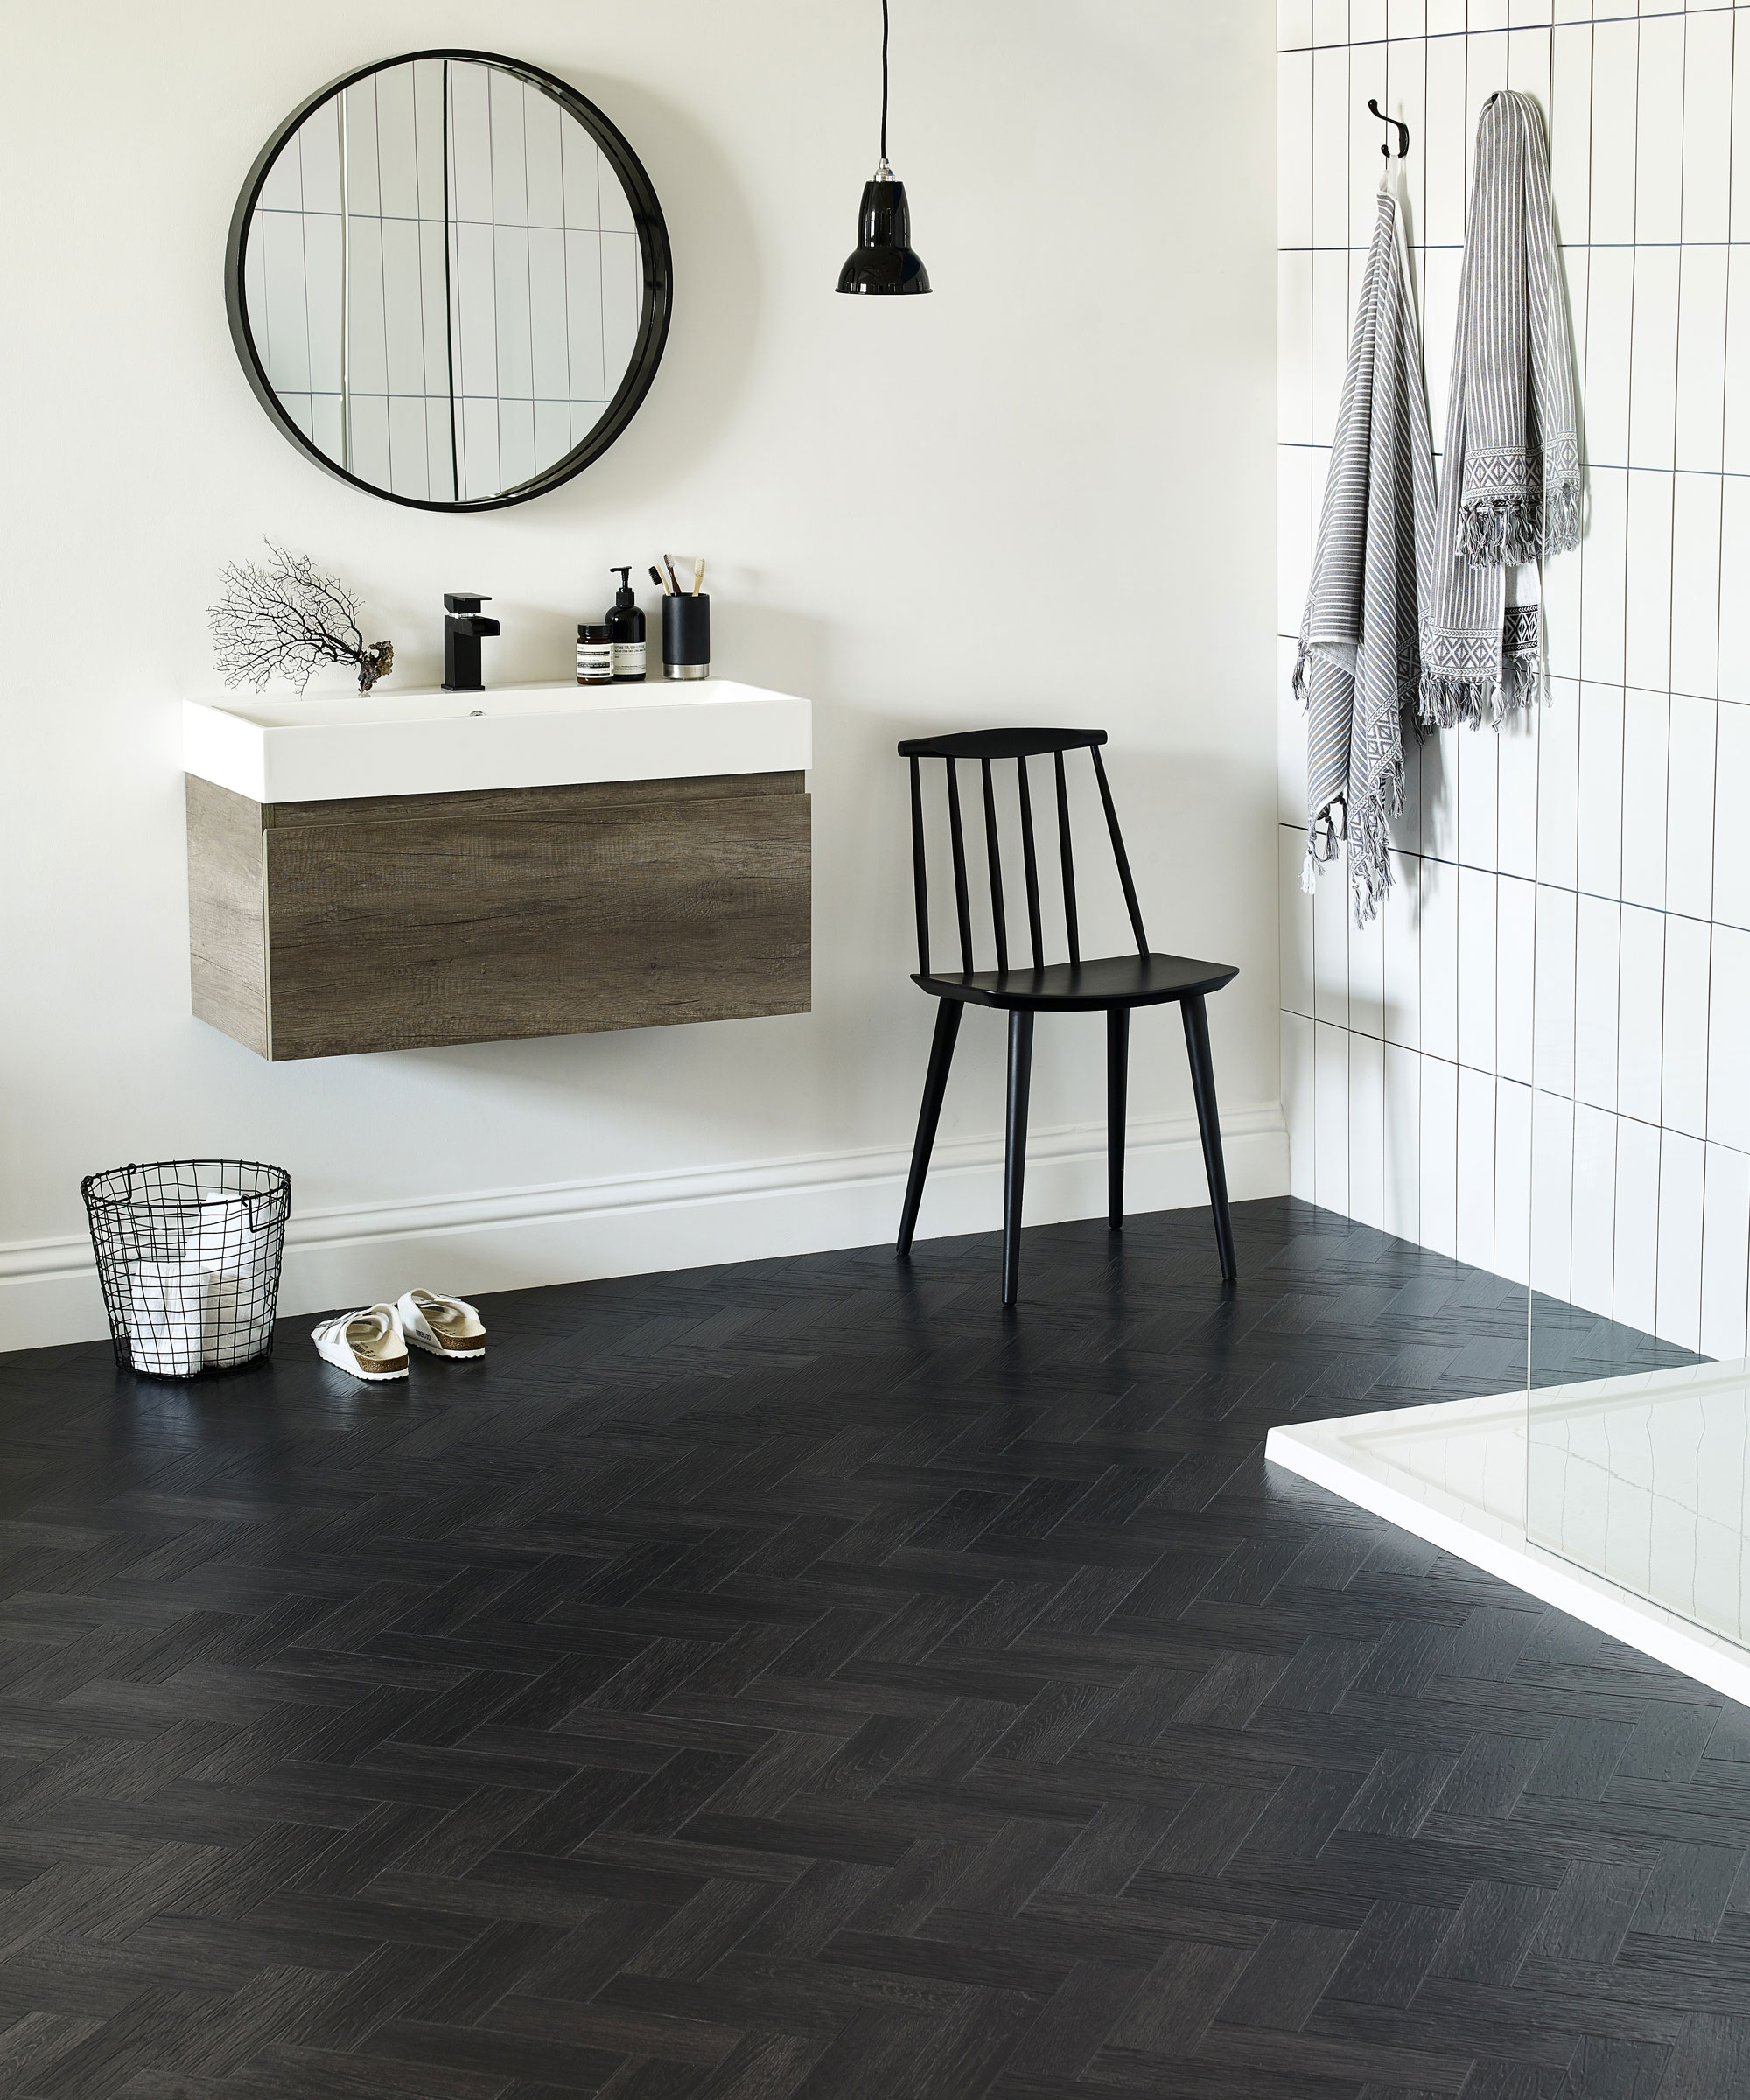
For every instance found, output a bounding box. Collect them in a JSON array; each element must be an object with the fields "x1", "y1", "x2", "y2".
[
  {"x1": 1421, "y1": 89, "x2": 1581, "y2": 726},
  {"x1": 1296, "y1": 183, "x2": 1437, "y2": 927}
]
